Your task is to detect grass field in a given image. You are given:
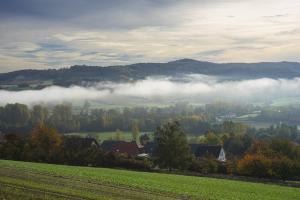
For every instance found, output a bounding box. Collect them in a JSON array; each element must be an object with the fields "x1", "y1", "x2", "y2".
[
  {"x1": 0, "y1": 160, "x2": 299, "y2": 200},
  {"x1": 65, "y1": 131, "x2": 135, "y2": 141},
  {"x1": 65, "y1": 131, "x2": 154, "y2": 142}
]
